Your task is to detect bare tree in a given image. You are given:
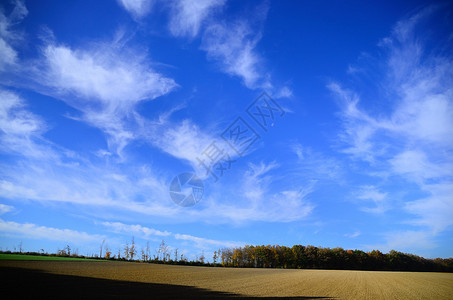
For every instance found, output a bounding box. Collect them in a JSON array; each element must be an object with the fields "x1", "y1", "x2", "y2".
[
  {"x1": 213, "y1": 250, "x2": 218, "y2": 264},
  {"x1": 123, "y1": 242, "x2": 130, "y2": 260},
  {"x1": 18, "y1": 241, "x2": 23, "y2": 253},
  {"x1": 104, "y1": 244, "x2": 111, "y2": 259},
  {"x1": 154, "y1": 248, "x2": 159, "y2": 260},
  {"x1": 145, "y1": 241, "x2": 150, "y2": 261},
  {"x1": 141, "y1": 248, "x2": 146, "y2": 261},
  {"x1": 129, "y1": 237, "x2": 136, "y2": 260},
  {"x1": 174, "y1": 248, "x2": 178, "y2": 262},
  {"x1": 100, "y1": 239, "x2": 105, "y2": 258},
  {"x1": 199, "y1": 250, "x2": 205, "y2": 264},
  {"x1": 159, "y1": 240, "x2": 169, "y2": 262}
]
